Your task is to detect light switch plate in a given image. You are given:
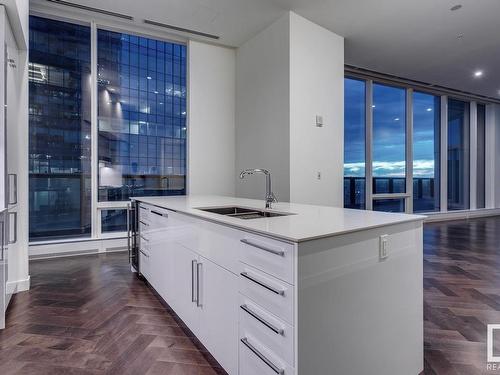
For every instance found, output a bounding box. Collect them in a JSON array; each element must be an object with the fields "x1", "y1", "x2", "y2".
[{"x1": 315, "y1": 115, "x2": 323, "y2": 127}]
